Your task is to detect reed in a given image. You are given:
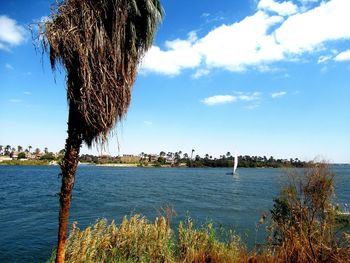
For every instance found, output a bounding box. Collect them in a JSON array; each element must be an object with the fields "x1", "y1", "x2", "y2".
[{"x1": 47, "y1": 215, "x2": 244, "y2": 263}]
